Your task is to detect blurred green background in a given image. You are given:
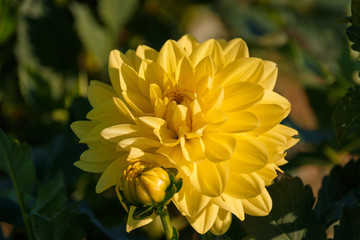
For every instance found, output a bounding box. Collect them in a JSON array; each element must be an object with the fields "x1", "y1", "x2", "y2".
[{"x1": 1, "y1": 0, "x2": 359, "y2": 239}]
